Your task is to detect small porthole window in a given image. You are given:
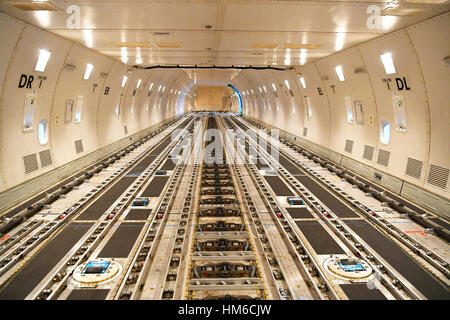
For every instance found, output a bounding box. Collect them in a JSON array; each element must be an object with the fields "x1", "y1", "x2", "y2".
[
  {"x1": 38, "y1": 119, "x2": 49, "y2": 145},
  {"x1": 380, "y1": 120, "x2": 391, "y2": 144}
]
